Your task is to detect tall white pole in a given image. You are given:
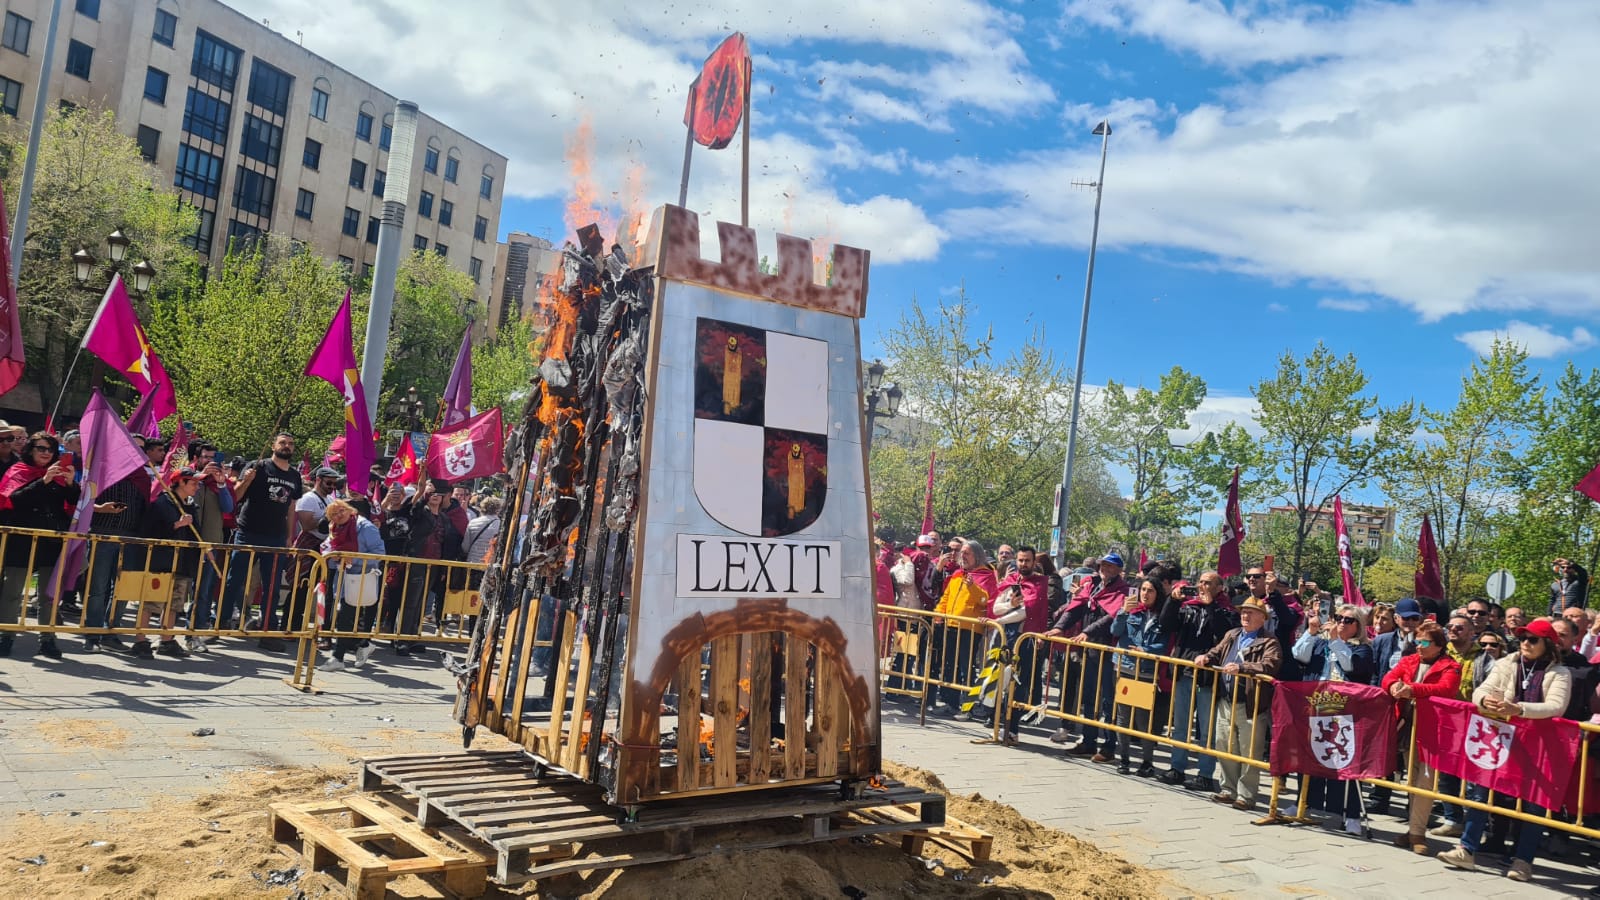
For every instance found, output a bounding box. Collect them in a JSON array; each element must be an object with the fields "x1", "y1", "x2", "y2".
[
  {"x1": 1051, "y1": 121, "x2": 1111, "y2": 565},
  {"x1": 8, "y1": 0, "x2": 64, "y2": 290},
  {"x1": 359, "y1": 100, "x2": 419, "y2": 423}
]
